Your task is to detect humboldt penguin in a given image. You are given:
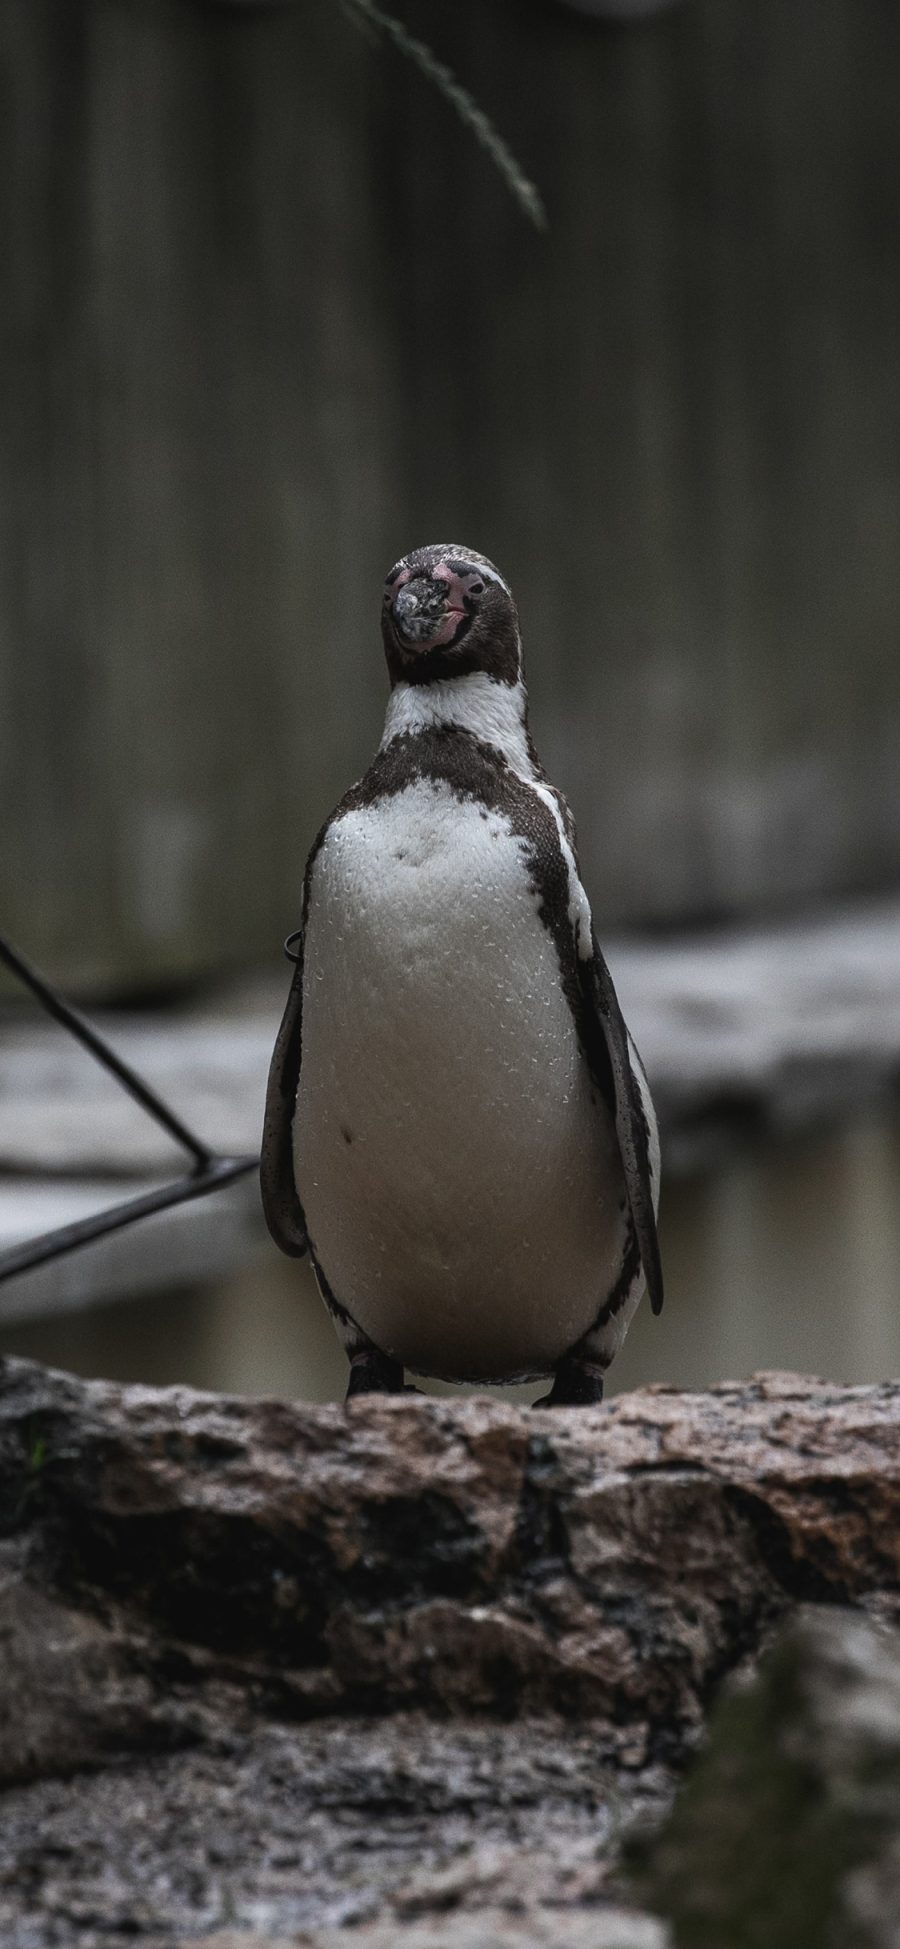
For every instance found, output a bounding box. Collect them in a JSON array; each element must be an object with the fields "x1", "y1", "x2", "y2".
[{"x1": 261, "y1": 544, "x2": 662, "y2": 1404}]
